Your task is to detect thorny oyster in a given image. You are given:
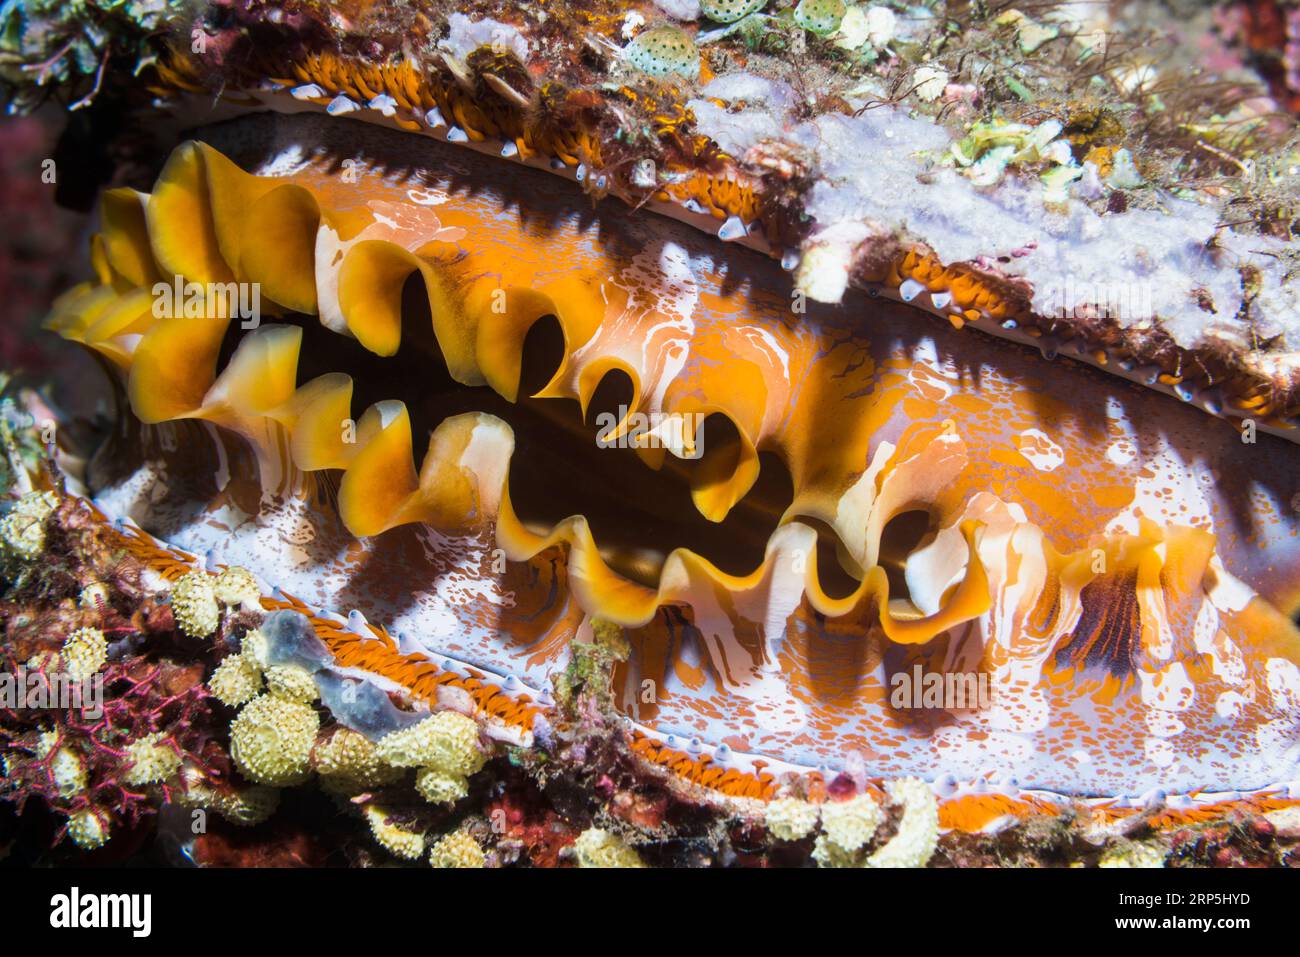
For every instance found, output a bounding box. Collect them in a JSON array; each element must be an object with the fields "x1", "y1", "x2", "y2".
[{"x1": 1, "y1": 0, "x2": 1299, "y2": 868}]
